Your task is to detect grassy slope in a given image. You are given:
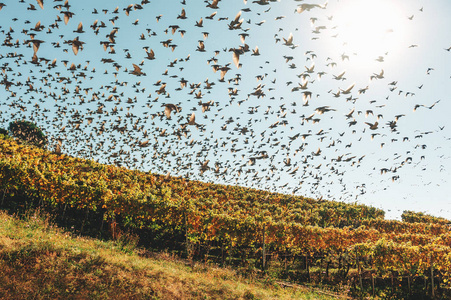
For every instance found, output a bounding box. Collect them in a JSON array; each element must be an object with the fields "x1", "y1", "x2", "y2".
[{"x1": 0, "y1": 210, "x2": 340, "y2": 300}]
